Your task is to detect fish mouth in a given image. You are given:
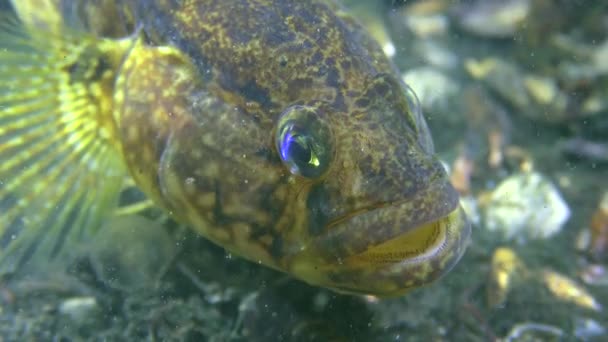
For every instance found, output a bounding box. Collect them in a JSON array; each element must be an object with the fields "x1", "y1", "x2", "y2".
[
  {"x1": 315, "y1": 177, "x2": 461, "y2": 260},
  {"x1": 332, "y1": 206, "x2": 470, "y2": 296},
  {"x1": 289, "y1": 178, "x2": 471, "y2": 297}
]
